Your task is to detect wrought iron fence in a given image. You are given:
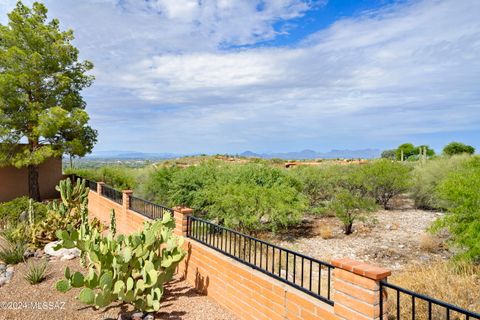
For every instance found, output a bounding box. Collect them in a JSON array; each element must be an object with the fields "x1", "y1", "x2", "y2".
[
  {"x1": 68, "y1": 174, "x2": 97, "y2": 192},
  {"x1": 100, "y1": 184, "x2": 123, "y2": 205},
  {"x1": 85, "y1": 179, "x2": 98, "y2": 193},
  {"x1": 129, "y1": 196, "x2": 173, "y2": 220},
  {"x1": 380, "y1": 281, "x2": 480, "y2": 320},
  {"x1": 186, "y1": 216, "x2": 335, "y2": 305}
]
